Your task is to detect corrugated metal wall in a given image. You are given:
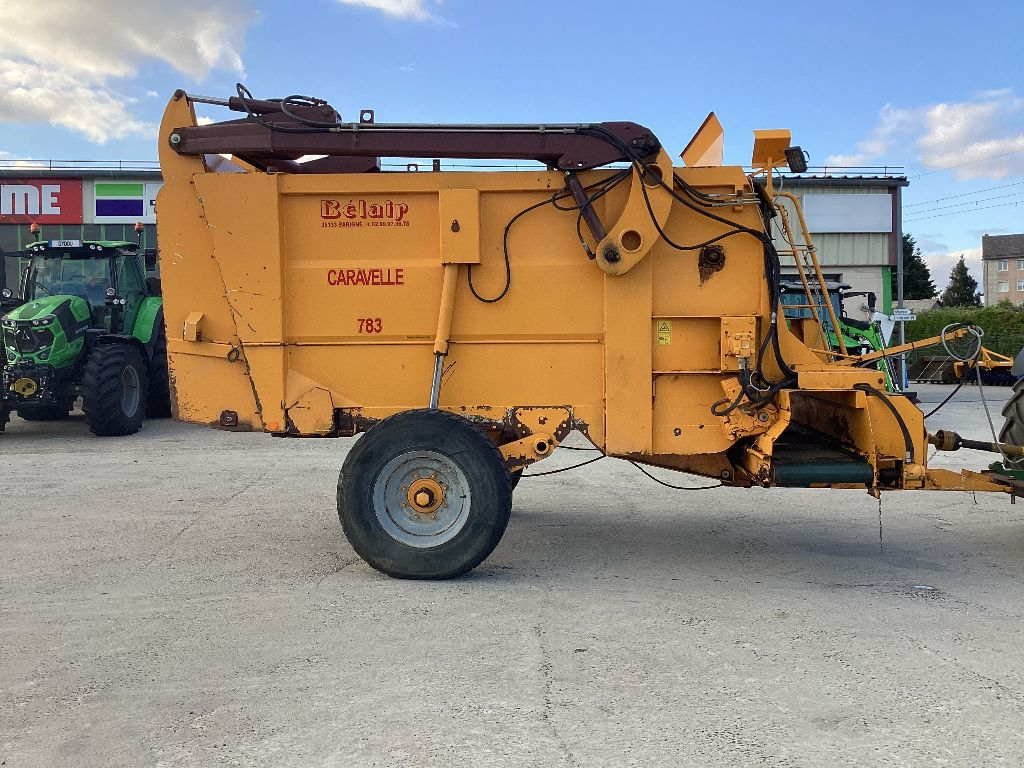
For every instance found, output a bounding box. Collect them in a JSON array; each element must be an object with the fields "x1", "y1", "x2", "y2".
[{"x1": 770, "y1": 185, "x2": 892, "y2": 267}]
